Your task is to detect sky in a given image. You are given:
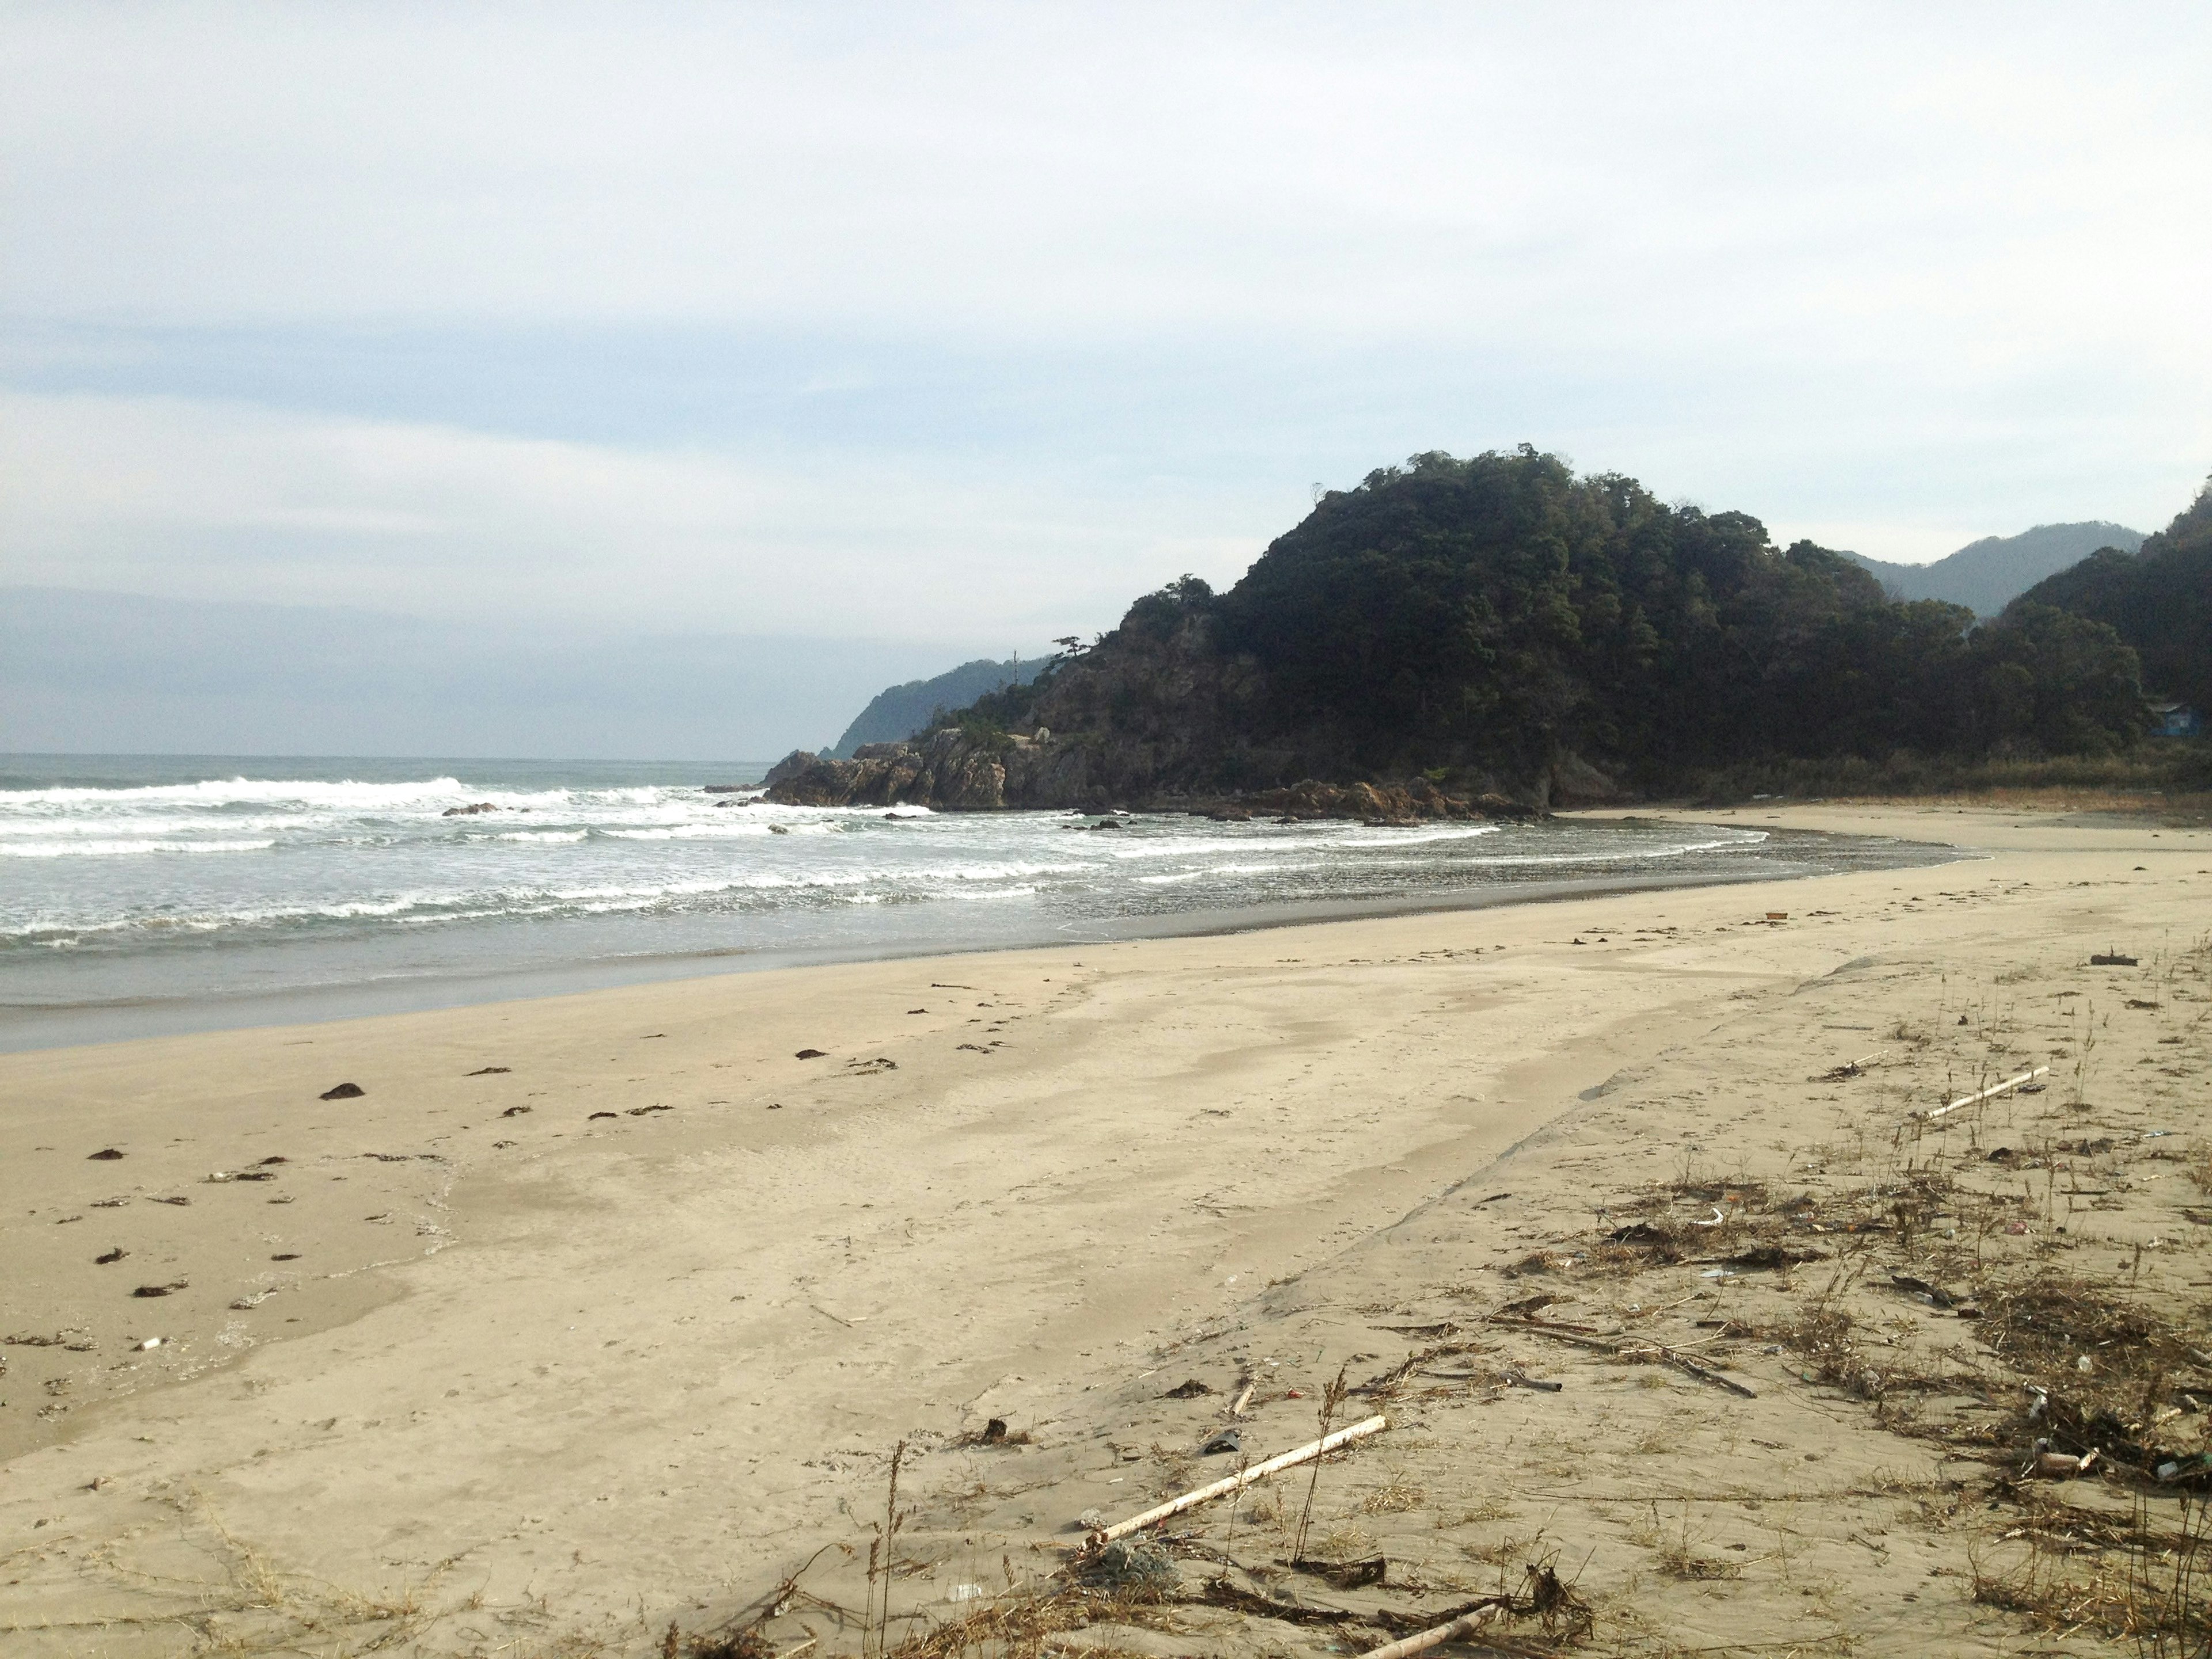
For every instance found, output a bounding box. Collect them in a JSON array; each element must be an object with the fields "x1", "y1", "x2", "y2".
[{"x1": 3, "y1": 2, "x2": 2210, "y2": 755}]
